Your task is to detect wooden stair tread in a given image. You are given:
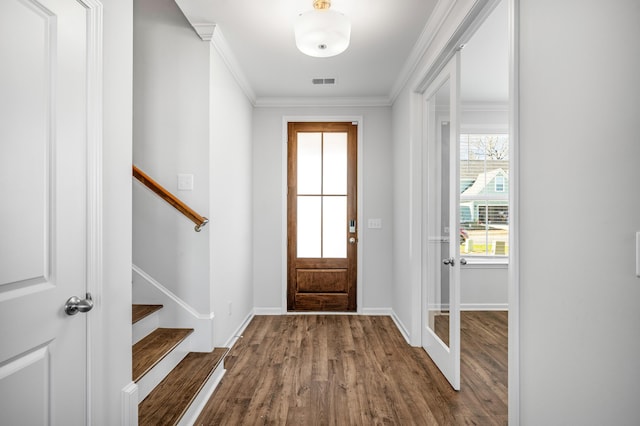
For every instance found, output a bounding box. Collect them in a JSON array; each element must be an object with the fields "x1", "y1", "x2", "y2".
[
  {"x1": 138, "y1": 348, "x2": 229, "y2": 426},
  {"x1": 132, "y1": 328, "x2": 194, "y2": 382},
  {"x1": 132, "y1": 304, "x2": 163, "y2": 324}
]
